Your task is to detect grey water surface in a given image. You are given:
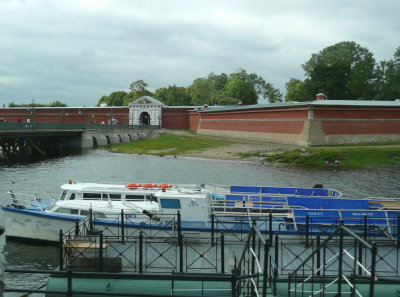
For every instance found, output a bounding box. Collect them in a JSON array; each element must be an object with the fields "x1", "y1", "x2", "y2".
[{"x1": 1, "y1": 148, "x2": 399, "y2": 295}]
